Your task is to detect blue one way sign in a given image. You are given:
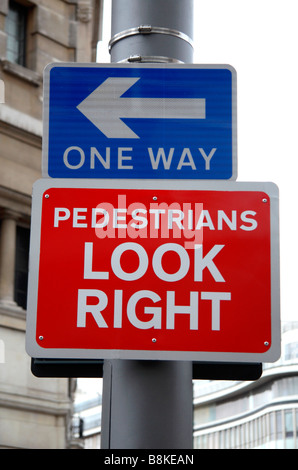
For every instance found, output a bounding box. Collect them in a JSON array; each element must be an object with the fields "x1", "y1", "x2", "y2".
[{"x1": 42, "y1": 63, "x2": 237, "y2": 179}]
